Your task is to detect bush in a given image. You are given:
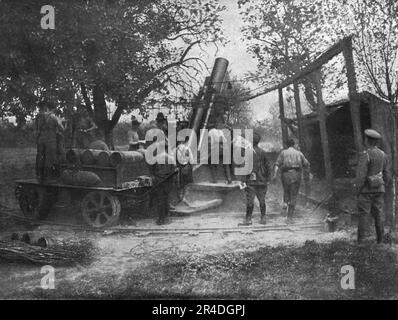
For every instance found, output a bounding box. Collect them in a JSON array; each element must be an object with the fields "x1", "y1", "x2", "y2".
[{"x1": 0, "y1": 123, "x2": 36, "y2": 148}]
